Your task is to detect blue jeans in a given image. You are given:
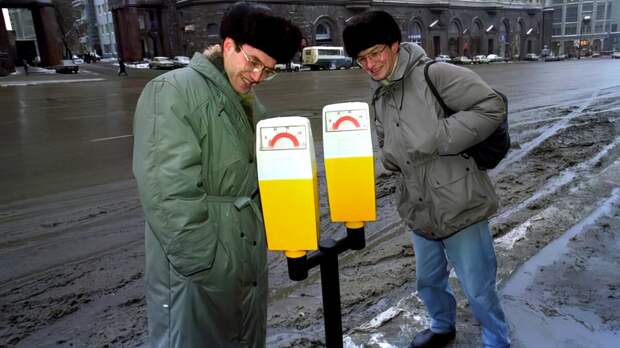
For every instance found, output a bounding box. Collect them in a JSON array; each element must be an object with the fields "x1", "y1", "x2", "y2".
[{"x1": 412, "y1": 220, "x2": 510, "y2": 348}]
